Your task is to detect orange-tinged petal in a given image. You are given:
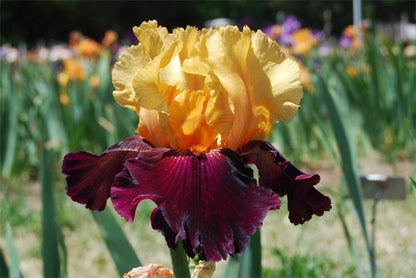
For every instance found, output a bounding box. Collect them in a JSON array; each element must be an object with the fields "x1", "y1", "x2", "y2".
[
  {"x1": 112, "y1": 20, "x2": 303, "y2": 152},
  {"x1": 204, "y1": 89, "x2": 234, "y2": 142},
  {"x1": 137, "y1": 108, "x2": 170, "y2": 148},
  {"x1": 198, "y1": 26, "x2": 254, "y2": 149},
  {"x1": 124, "y1": 263, "x2": 174, "y2": 278},
  {"x1": 167, "y1": 88, "x2": 218, "y2": 152}
]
